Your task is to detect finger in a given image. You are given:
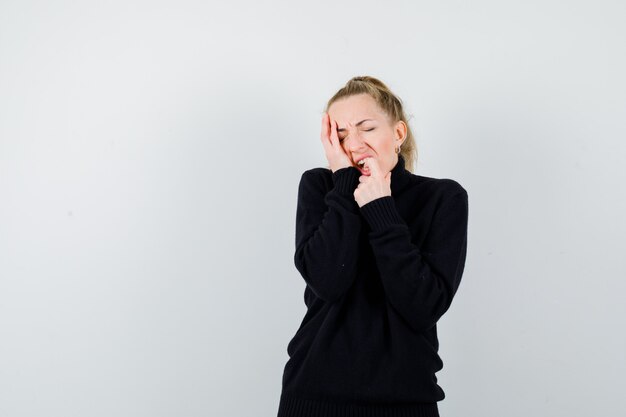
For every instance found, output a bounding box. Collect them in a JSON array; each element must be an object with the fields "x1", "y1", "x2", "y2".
[
  {"x1": 365, "y1": 156, "x2": 382, "y2": 178},
  {"x1": 329, "y1": 119, "x2": 339, "y2": 147},
  {"x1": 320, "y1": 114, "x2": 333, "y2": 154},
  {"x1": 320, "y1": 113, "x2": 330, "y2": 142}
]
